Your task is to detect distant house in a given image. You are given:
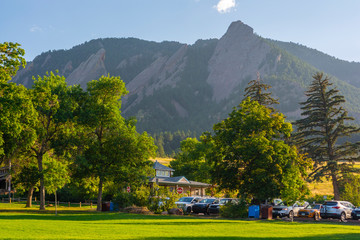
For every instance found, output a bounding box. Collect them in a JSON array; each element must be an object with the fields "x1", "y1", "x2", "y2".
[
  {"x1": 0, "y1": 167, "x2": 10, "y2": 194},
  {"x1": 149, "y1": 160, "x2": 211, "y2": 196}
]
